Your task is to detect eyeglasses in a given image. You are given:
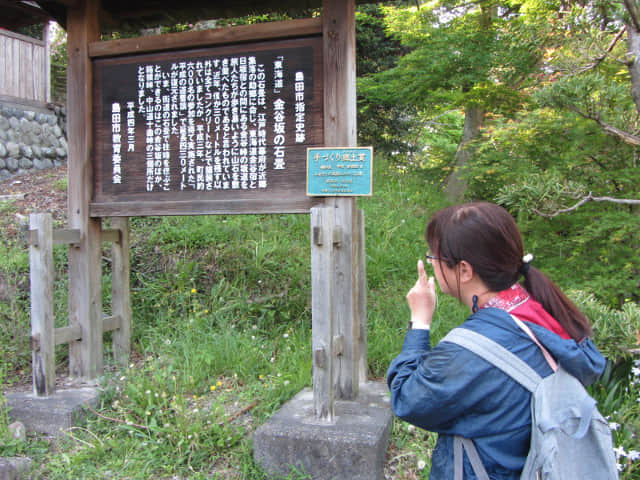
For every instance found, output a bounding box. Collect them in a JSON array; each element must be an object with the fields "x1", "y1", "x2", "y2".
[{"x1": 425, "y1": 251, "x2": 446, "y2": 263}]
